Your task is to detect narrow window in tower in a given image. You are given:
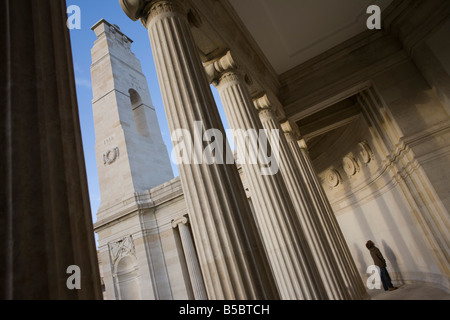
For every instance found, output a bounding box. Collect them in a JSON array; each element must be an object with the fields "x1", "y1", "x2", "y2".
[{"x1": 129, "y1": 89, "x2": 151, "y2": 137}]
